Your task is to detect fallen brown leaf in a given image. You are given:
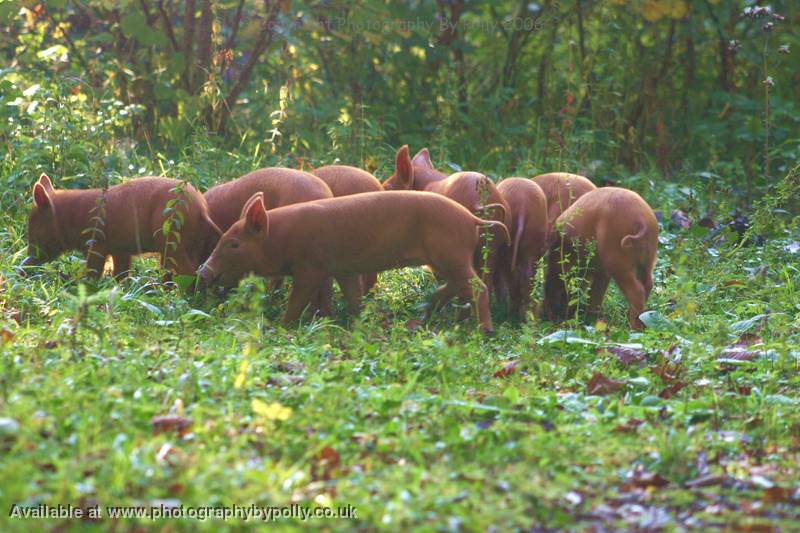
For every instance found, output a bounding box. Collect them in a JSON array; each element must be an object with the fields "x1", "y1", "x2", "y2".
[
  {"x1": 685, "y1": 474, "x2": 728, "y2": 488},
  {"x1": 405, "y1": 319, "x2": 423, "y2": 332},
  {"x1": 613, "y1": 418, "x2": 644, "y2": 433},
  {"x1": 658, "y1": 381, "x2": 687, "y2": 399},
  {"x1": 312, "y1": 446, "x2": 341, "y2": 481},
  {"x1": 151, "y1": 415, "x2": 193, "y2": 435},
  {"x1": 650, "y1": 362, "x2": 685, "y2": 383},
  {"x1": 275, "y1": 361, "x2": 305, "y2": 374},
  {"x1": 605, "y1": 346, "x2": 647, "y2": 366},
  {"x1": 494, "y1": 360, "x2": 520, "y2": 378},
  {"x1": 586, "y1": 371, "x2": 624, "y2": 395},
  {"x1": 762, "y1": 486, "x2": 792, "y2": 504}
]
